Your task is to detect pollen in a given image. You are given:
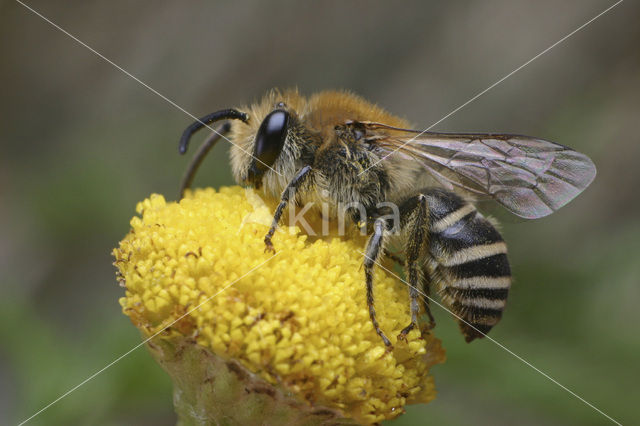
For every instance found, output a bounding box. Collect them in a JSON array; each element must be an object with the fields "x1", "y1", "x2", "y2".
[{"x1": 113, "y1": 186, "x2": 445, "y2": 424}]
